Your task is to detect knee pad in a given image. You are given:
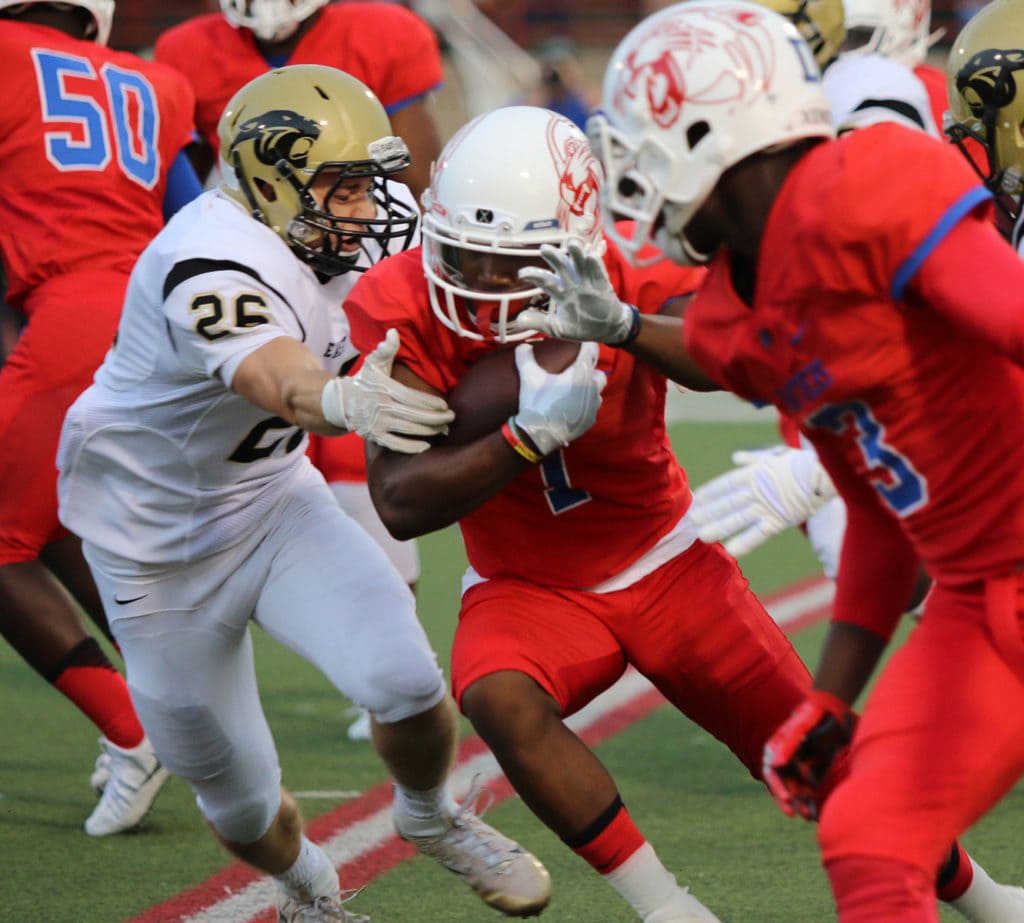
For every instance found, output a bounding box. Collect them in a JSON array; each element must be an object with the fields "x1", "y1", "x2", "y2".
[
  {"x1": 360, "y1": 641, "x2": 446, "y2": 724},
  {"x1": 129, "y1": 685, "x2": 282, "y2": 843},
  {"x1": 197, "y1": 784, "x2": 282, "y2": 845}
]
